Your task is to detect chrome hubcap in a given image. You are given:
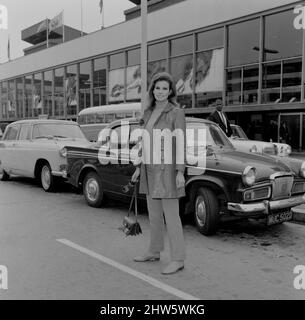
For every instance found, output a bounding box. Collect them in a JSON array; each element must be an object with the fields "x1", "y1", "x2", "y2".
[
  {"x1": 41, "y1": 166, "x2": 51, "y2": 189},
  {"x1": 195, "y1": 195, "x2": 207, "y2": 227},
  {"x1": 86, "y1": 178, "x2": 99, "y2": 202}
]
